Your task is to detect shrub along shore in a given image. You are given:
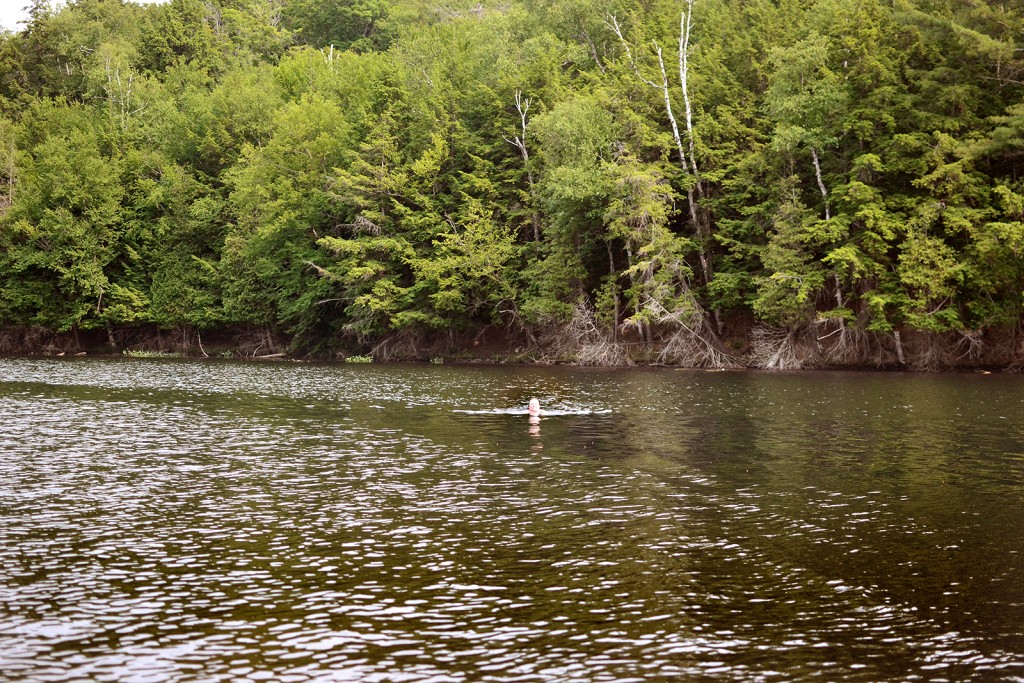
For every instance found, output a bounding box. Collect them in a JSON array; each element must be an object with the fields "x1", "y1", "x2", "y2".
[{"x1": 2, "y1": 1, "x2": 1024, "y2": 371}]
